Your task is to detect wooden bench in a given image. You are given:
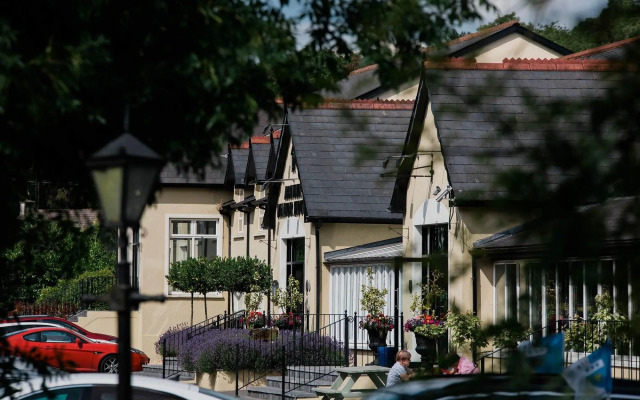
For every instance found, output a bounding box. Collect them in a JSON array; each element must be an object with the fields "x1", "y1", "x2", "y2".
[{"x1": 314, "y1": 366, "x2": 390, "y2": 400}]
